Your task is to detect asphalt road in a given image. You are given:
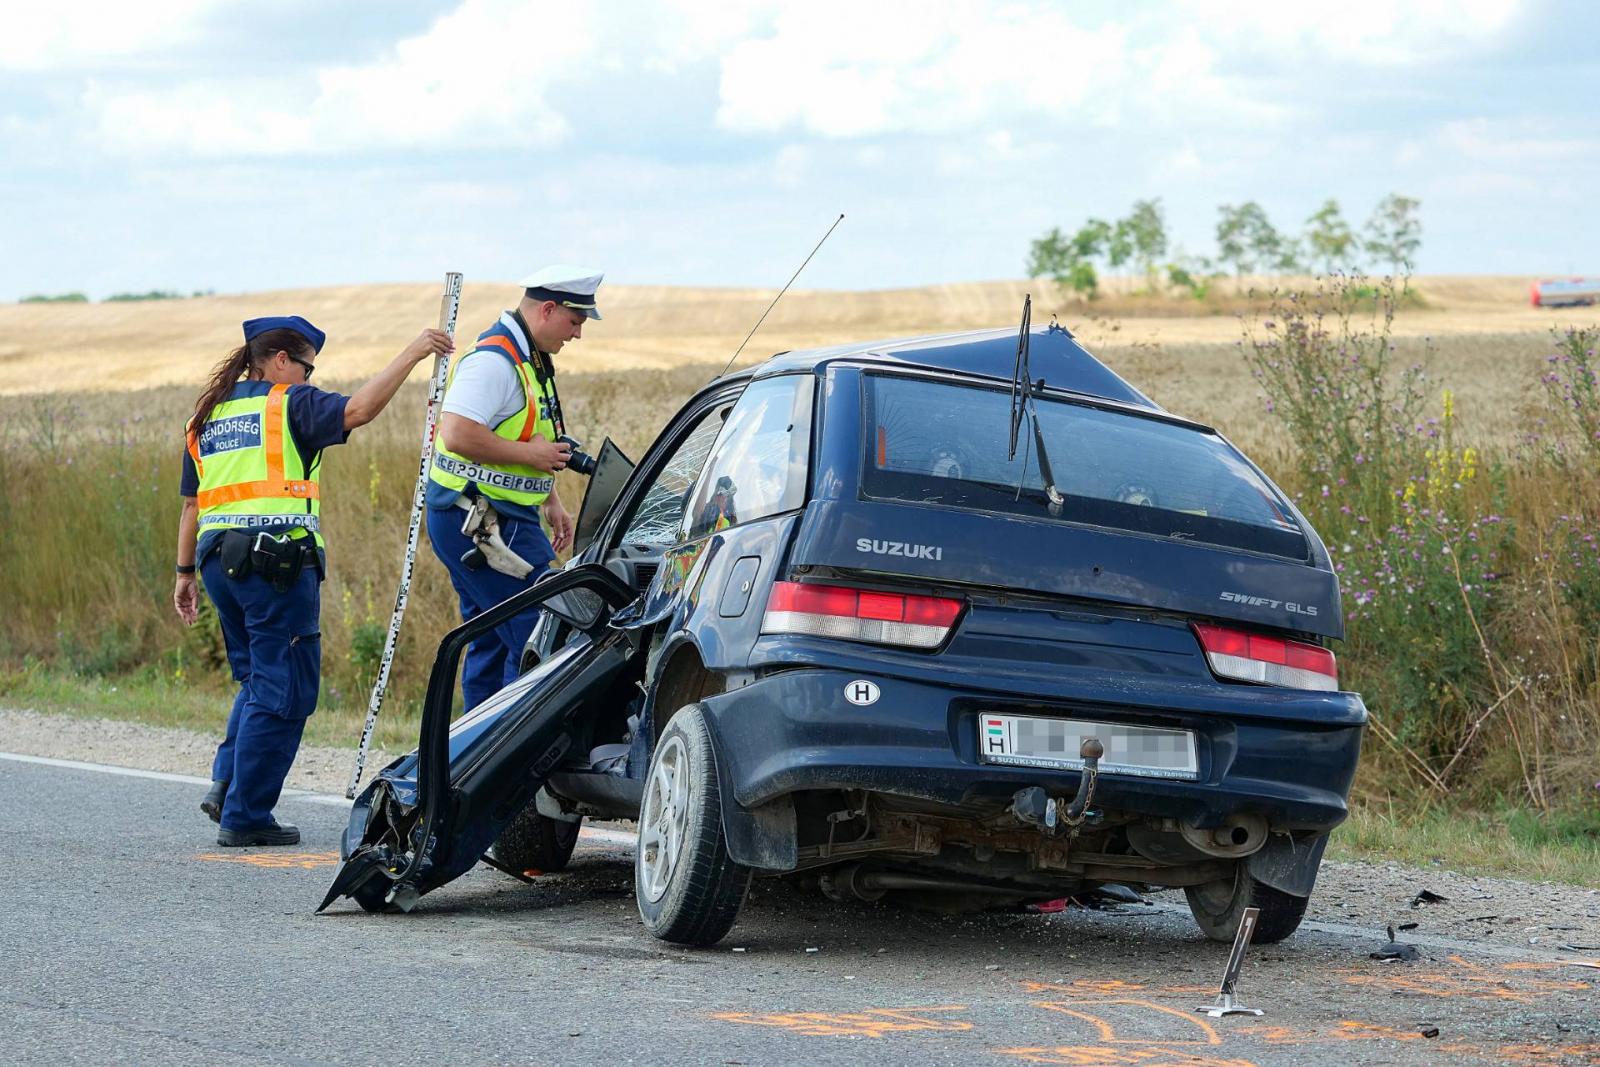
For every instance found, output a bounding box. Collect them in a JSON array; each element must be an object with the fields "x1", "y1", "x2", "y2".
[{"x1": 2, "y1": 755, "x2": 1597, "y2": 1067}]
